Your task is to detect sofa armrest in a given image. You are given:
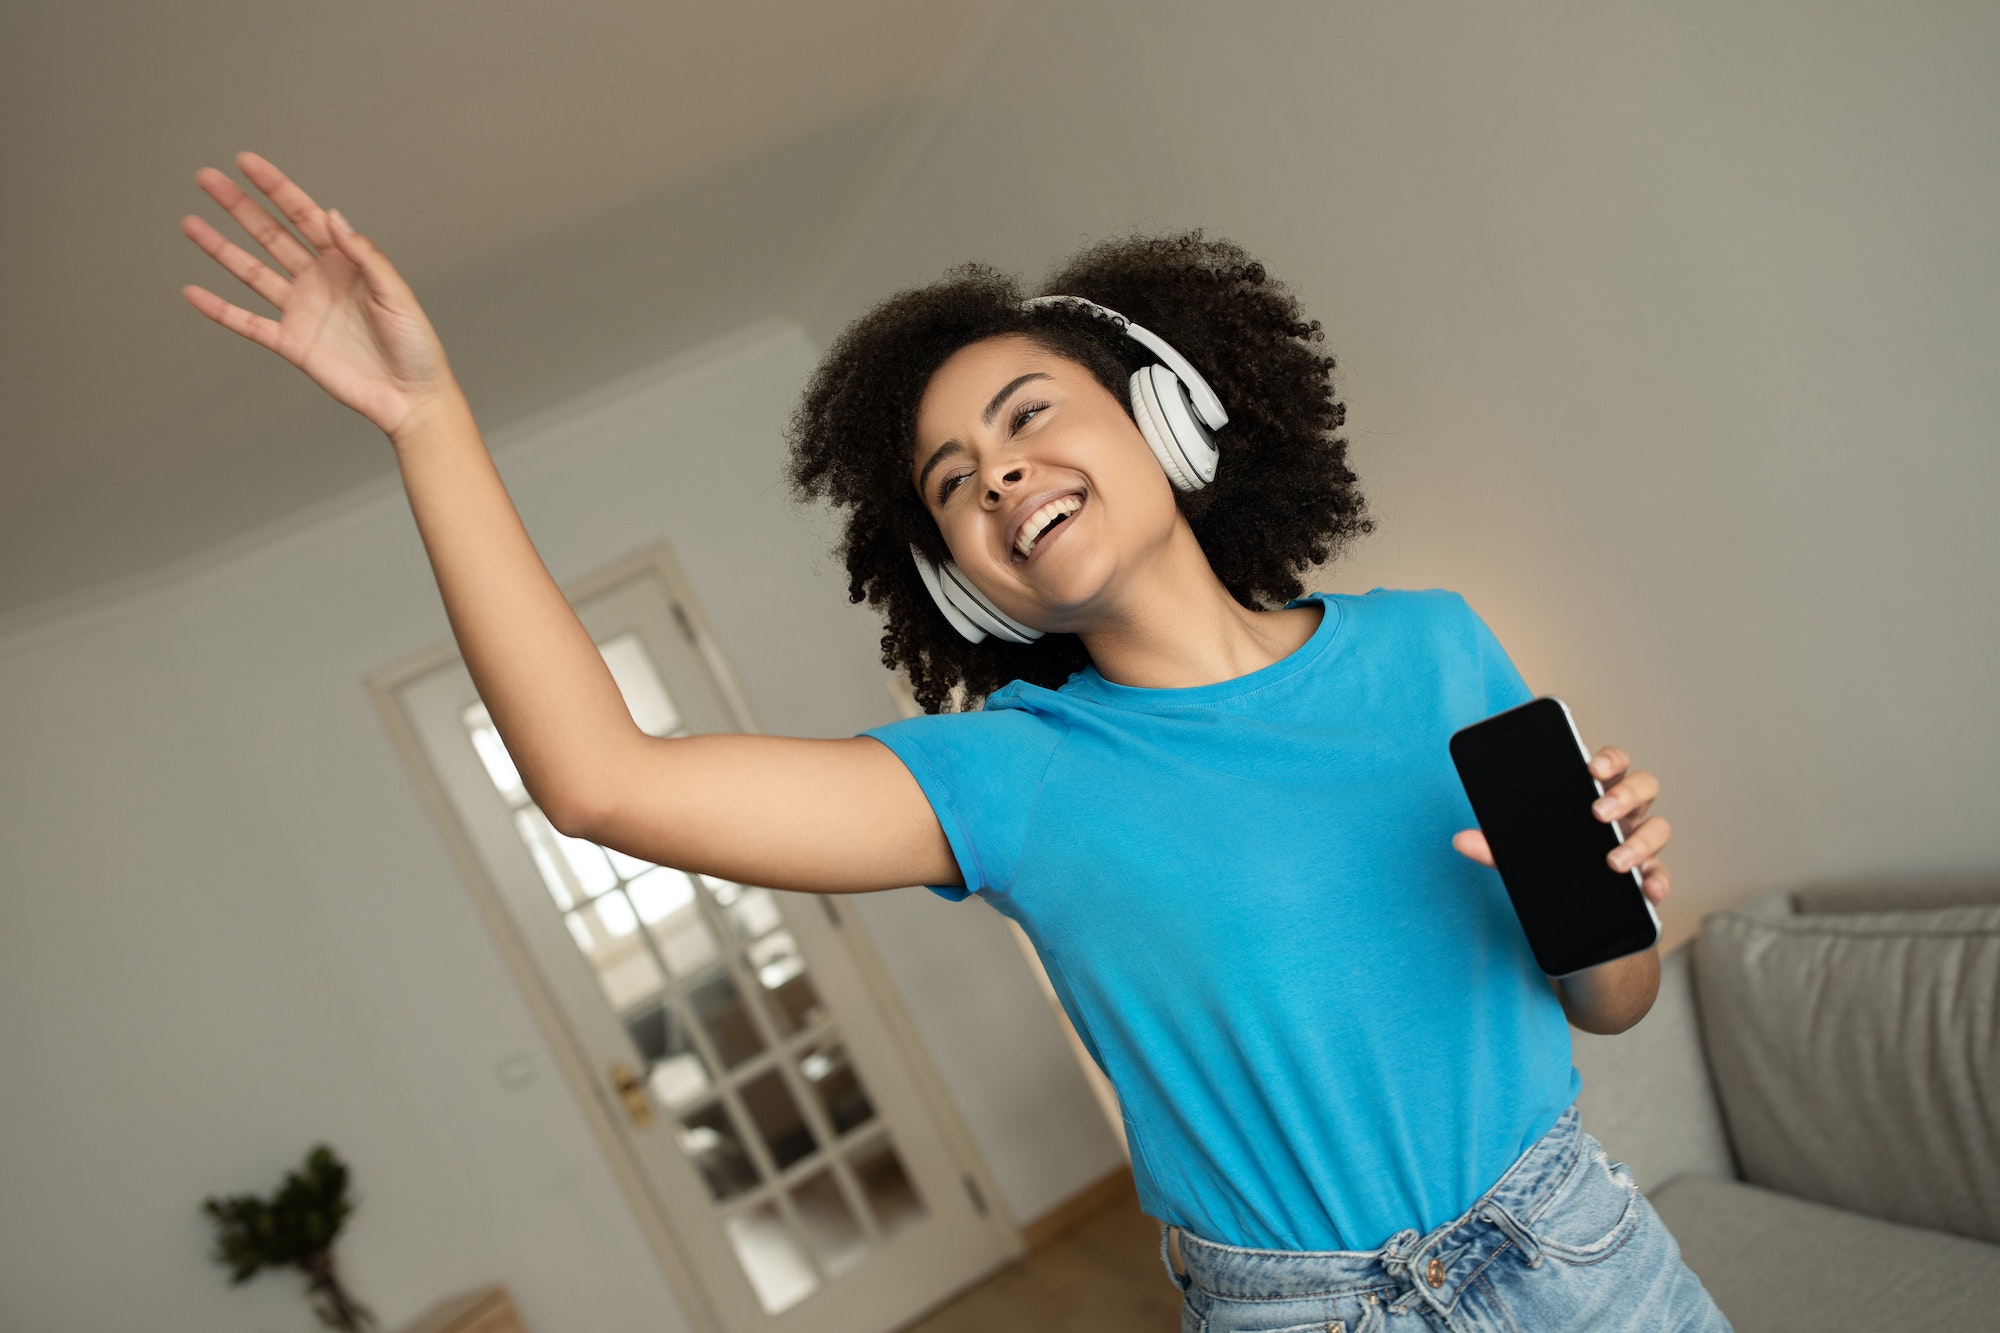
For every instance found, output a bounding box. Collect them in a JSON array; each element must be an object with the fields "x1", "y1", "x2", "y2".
[{"x1": 1570, "y1": 944, "x2": 1737, "y2": 1191}]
